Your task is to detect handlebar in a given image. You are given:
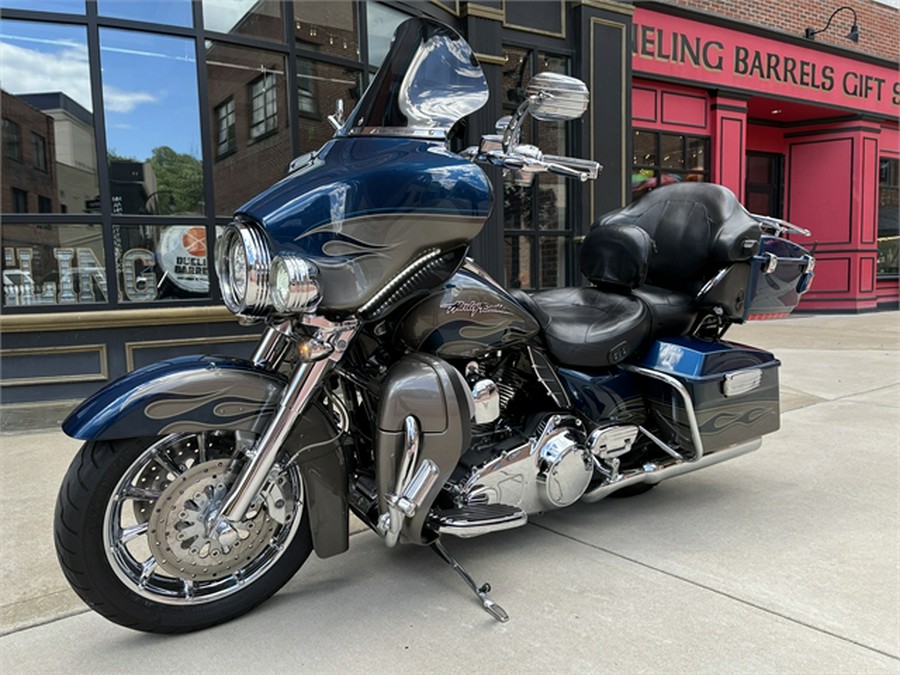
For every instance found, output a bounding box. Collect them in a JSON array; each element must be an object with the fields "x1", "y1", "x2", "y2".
[{"x1": 463, "y1": 140, "x2": 601, "y2": 183}]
